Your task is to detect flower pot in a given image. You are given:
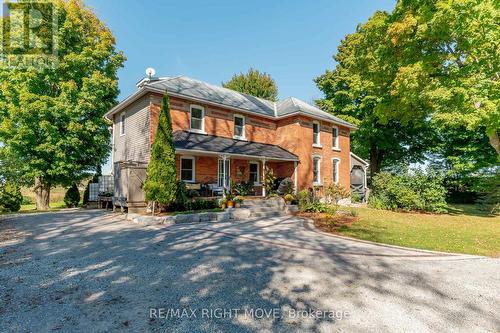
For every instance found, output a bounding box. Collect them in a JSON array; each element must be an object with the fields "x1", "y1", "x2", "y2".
[
  {"x1": 235, "y1": 202, "x2": 241, "y2": 208},
  {"x1": 227, "y1": 201, "x2": 234, "y2": 208}
]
